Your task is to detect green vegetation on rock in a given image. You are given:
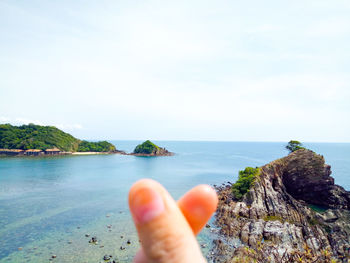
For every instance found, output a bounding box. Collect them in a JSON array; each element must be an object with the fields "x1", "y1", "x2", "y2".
[
  {"x1": 77, "y1": 140, "x2": 116, "y2": 152},
  {"x1": 133, "y1": 140, "x2": 159, "y2": 154},
  {"x1": 232, "y1": 167, "x2": 260, "y2": 200},
  {"x1": 308, "y1": 217, "x2": 321, "y2": 226},
  {"x1": 263, "y1": 215, "x2": 283, "y2": 223},
  {"x1": 285, "y1": 140, "x2": 305, "y2": 153},
  {"x1": 0, "y1": 123, "x2": 116, "y2": 152}
]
